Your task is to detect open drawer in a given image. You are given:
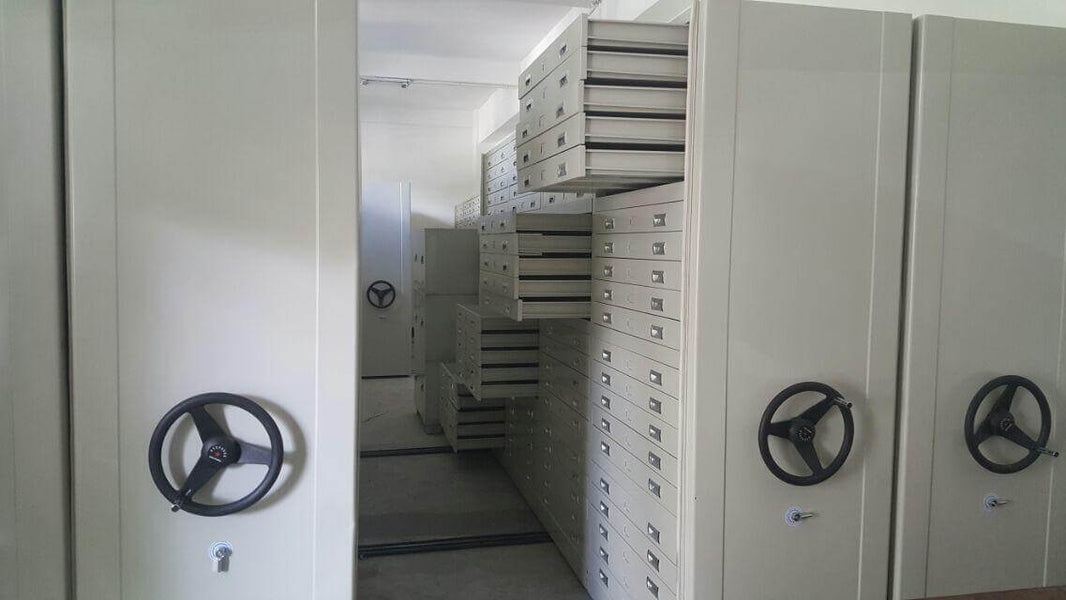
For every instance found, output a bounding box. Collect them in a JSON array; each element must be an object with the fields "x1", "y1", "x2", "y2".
[
  {"x1": 481, "y1": 292, "x2": 591, "y2": 321},
  {"x1": 520, "y1": 145, "x2": 684, "y2": 193},
  {"x1": 479, "y1": 232, "x2": 592, "y2": 256},
  {"x1": 480, "y1": 253, "x2": 591, "y2": 278},
  {"x1": 519, "y1": 112, "x2": 685, "y2": 170},
  {"x1": 480, "y1": 270, "x2": 590, "y2": 300},
  {"x1": 479, "y1": 212, "x2": 592, "y2": 235}
]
